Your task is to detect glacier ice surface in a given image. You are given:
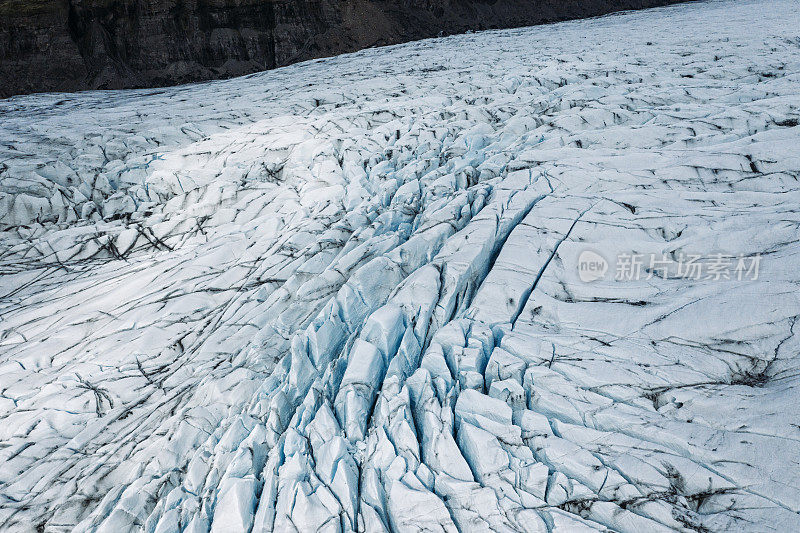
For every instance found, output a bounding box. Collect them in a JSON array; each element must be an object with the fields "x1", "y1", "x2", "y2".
[{"x1": 1, "y1": 0, "x2": 800, "y2": 531}]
